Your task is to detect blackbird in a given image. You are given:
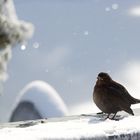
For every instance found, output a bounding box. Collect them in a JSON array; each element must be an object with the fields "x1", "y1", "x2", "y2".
[{"x1": 93, "y1": 72, "x2": 140, "y2": 119}]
